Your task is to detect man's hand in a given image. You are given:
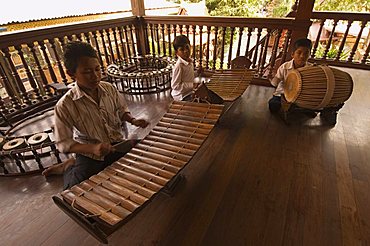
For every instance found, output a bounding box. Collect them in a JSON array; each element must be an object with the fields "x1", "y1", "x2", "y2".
[
  {"x1": 132, "y1": 118, "x2": 149, "y2": 128},
  {"x1": 92, "y1": 143, "x2": 115, "y2": 157}
]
